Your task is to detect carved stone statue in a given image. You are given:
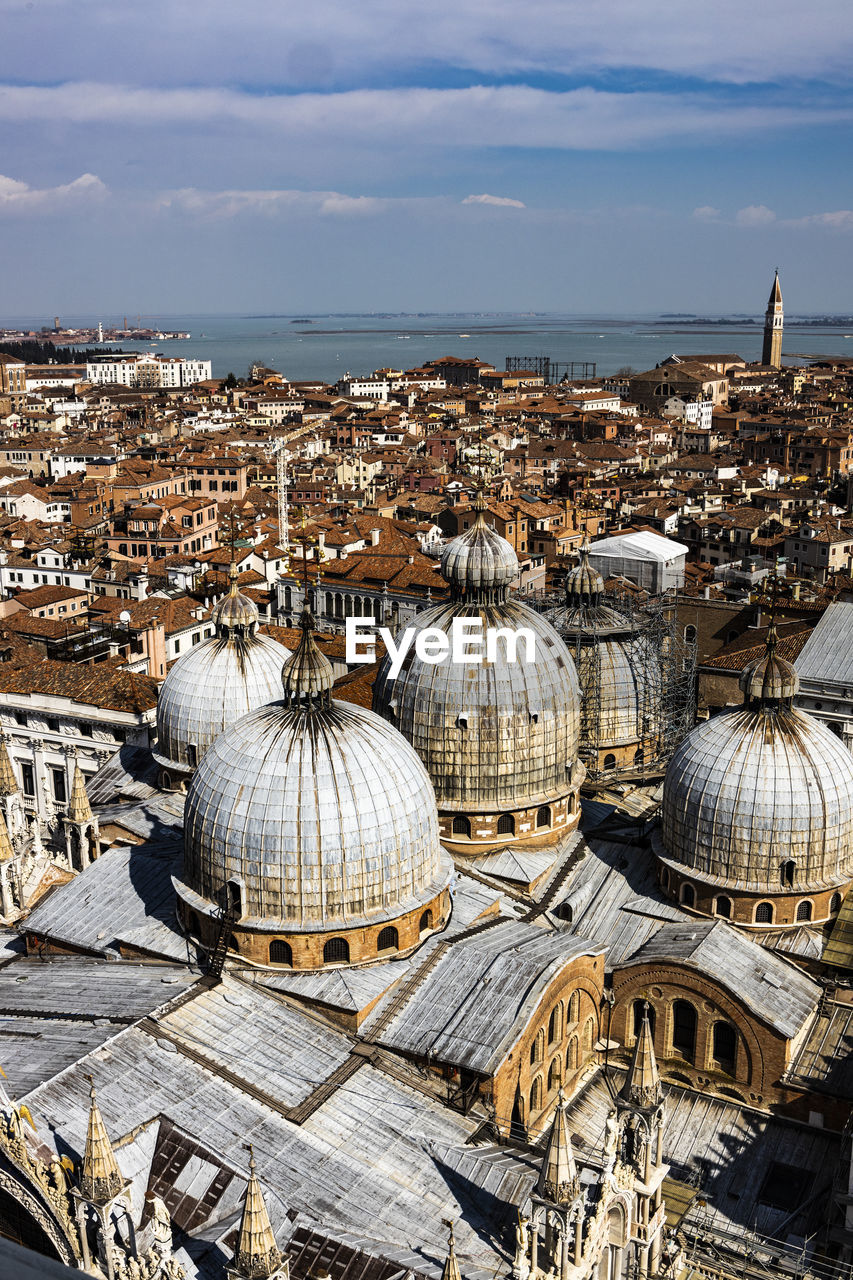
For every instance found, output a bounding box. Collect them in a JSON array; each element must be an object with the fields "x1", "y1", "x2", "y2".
[
  {"x1": 604, "y1": 1110, "x2": 619, "y2": 1156},
  {"x1": 513, "y1": 1211, "x2": 531, "y2": 1280}
]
